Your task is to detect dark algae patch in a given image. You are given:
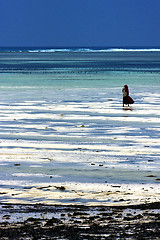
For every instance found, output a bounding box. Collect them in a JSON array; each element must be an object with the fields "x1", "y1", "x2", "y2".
[{"x1": 0, "y1": 202, "x2": 160, "y2": 239}]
